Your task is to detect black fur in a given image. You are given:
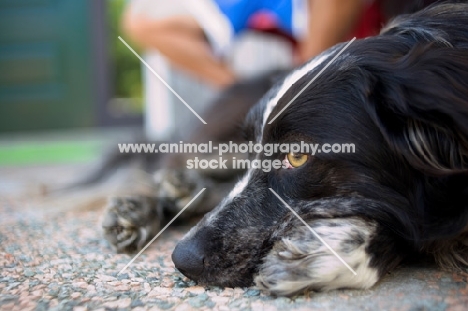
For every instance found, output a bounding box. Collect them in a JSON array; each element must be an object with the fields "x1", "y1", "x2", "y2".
[{"x1": 171, "y1": 2, "x2": 468, "y2": 295}]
